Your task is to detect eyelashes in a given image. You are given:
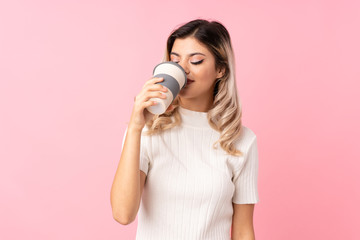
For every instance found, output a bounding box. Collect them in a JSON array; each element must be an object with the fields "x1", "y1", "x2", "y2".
[
  {"x1": 191, "y1": 60, "x2": 204, "y2": 65},
  {"x1": 171, "y1": 60, "x2": 204, "y2": 65}
]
